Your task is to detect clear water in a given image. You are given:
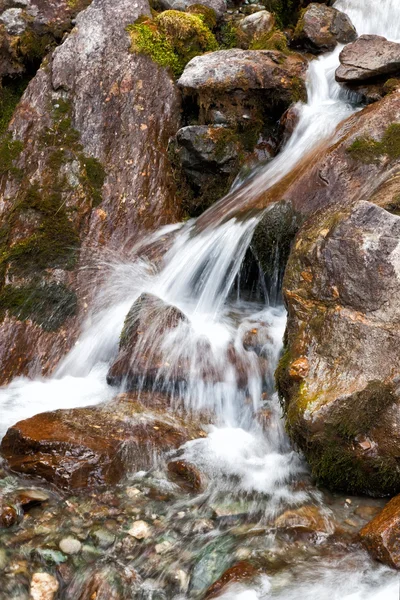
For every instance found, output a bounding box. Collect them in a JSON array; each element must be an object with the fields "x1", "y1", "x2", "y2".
[{"x1": 1, "y1": 0, "x2": 400, "y2": 597}]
